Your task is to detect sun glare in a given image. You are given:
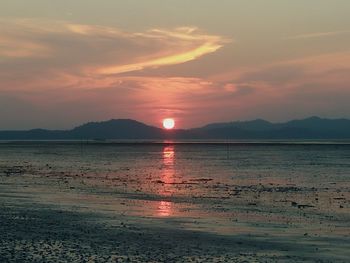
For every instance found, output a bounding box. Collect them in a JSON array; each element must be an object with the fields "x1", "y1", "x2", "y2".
[{"x1": 163, "y1": 118, "x2": 175, "y2": 130}]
